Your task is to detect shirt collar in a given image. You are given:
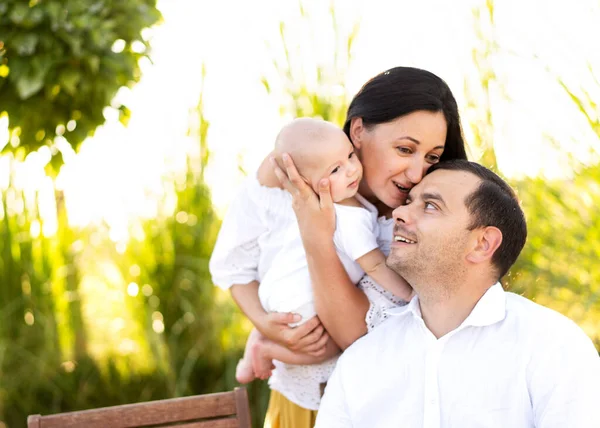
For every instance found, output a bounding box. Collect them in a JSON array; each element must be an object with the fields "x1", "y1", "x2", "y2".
[
  {"x1": 386, "y1": 282, "x2": 507, "y2": 328},
  {"x1": 460, "y1": 282, "x2": 506, "y2": 327}
]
